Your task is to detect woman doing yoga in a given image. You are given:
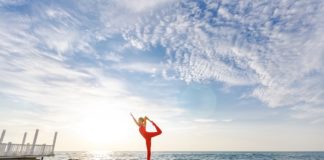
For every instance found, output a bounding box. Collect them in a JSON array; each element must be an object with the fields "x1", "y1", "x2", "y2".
[{"x1": 130, "y1": 113, "x2": 162, "y2": 160}]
